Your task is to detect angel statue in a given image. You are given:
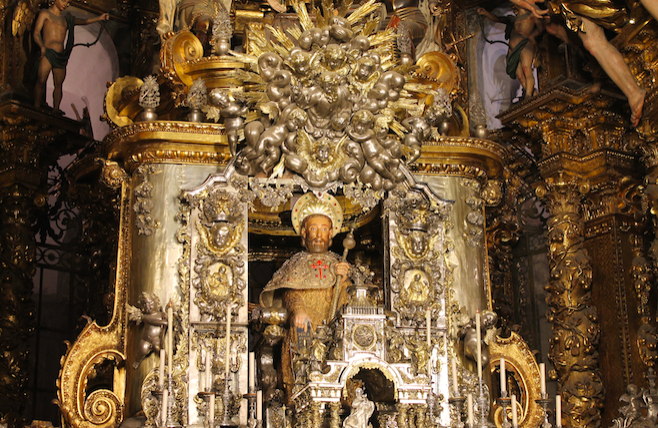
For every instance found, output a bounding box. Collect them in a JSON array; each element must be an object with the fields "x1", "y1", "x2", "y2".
[{"x1": 127, "y1": 292, "x2": 168, "y2": 369}]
